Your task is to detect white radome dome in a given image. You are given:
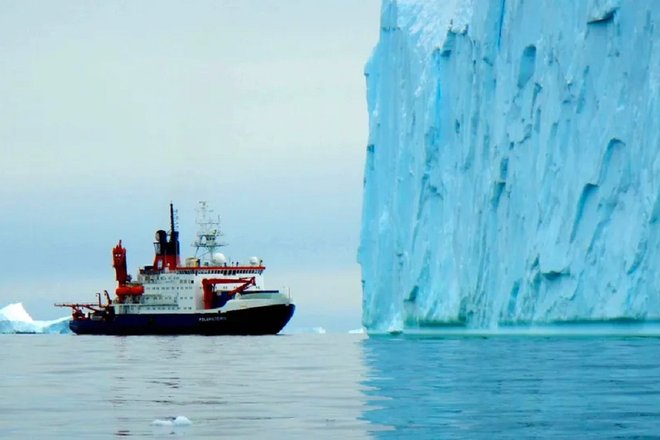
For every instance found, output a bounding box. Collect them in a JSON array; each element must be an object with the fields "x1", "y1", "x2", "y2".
[
  {"x1": 249, "y1": 256, "x2": 260, "y2": 266},
  {"x1": 212, "y1": 252, "x2": 227, "y2": 265}
]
